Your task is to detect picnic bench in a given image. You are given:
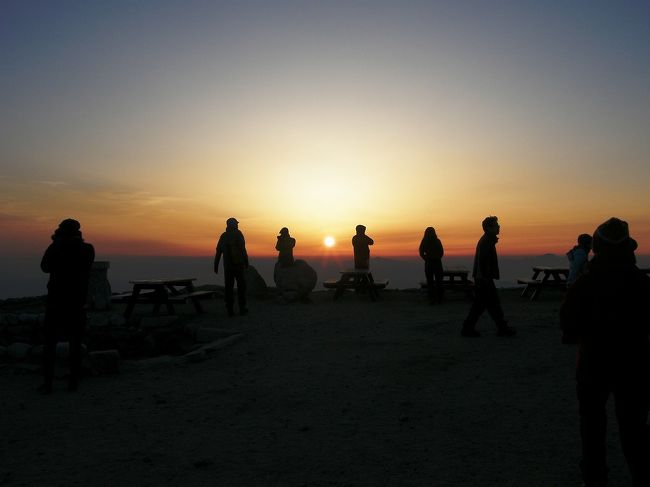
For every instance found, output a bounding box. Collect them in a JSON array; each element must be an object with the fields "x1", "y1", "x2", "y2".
[
  {"x1": 517, "y1": 266, "x2": 568, "y2": 301},
  {"x1": 323, "y1": 269, "x2": 389, "y2": 301},
  {"x1": 111, "y1": 278, "x2": 215, "y2": 318},
  {"x1": 419, "y1": 267, "x2": 474, "y2": 299}
]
